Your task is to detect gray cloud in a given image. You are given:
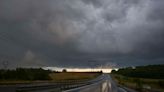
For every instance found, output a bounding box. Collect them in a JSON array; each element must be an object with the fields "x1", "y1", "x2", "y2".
[{"x1": 0, "y1": 0, "x2": 164, "y2": 68}]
